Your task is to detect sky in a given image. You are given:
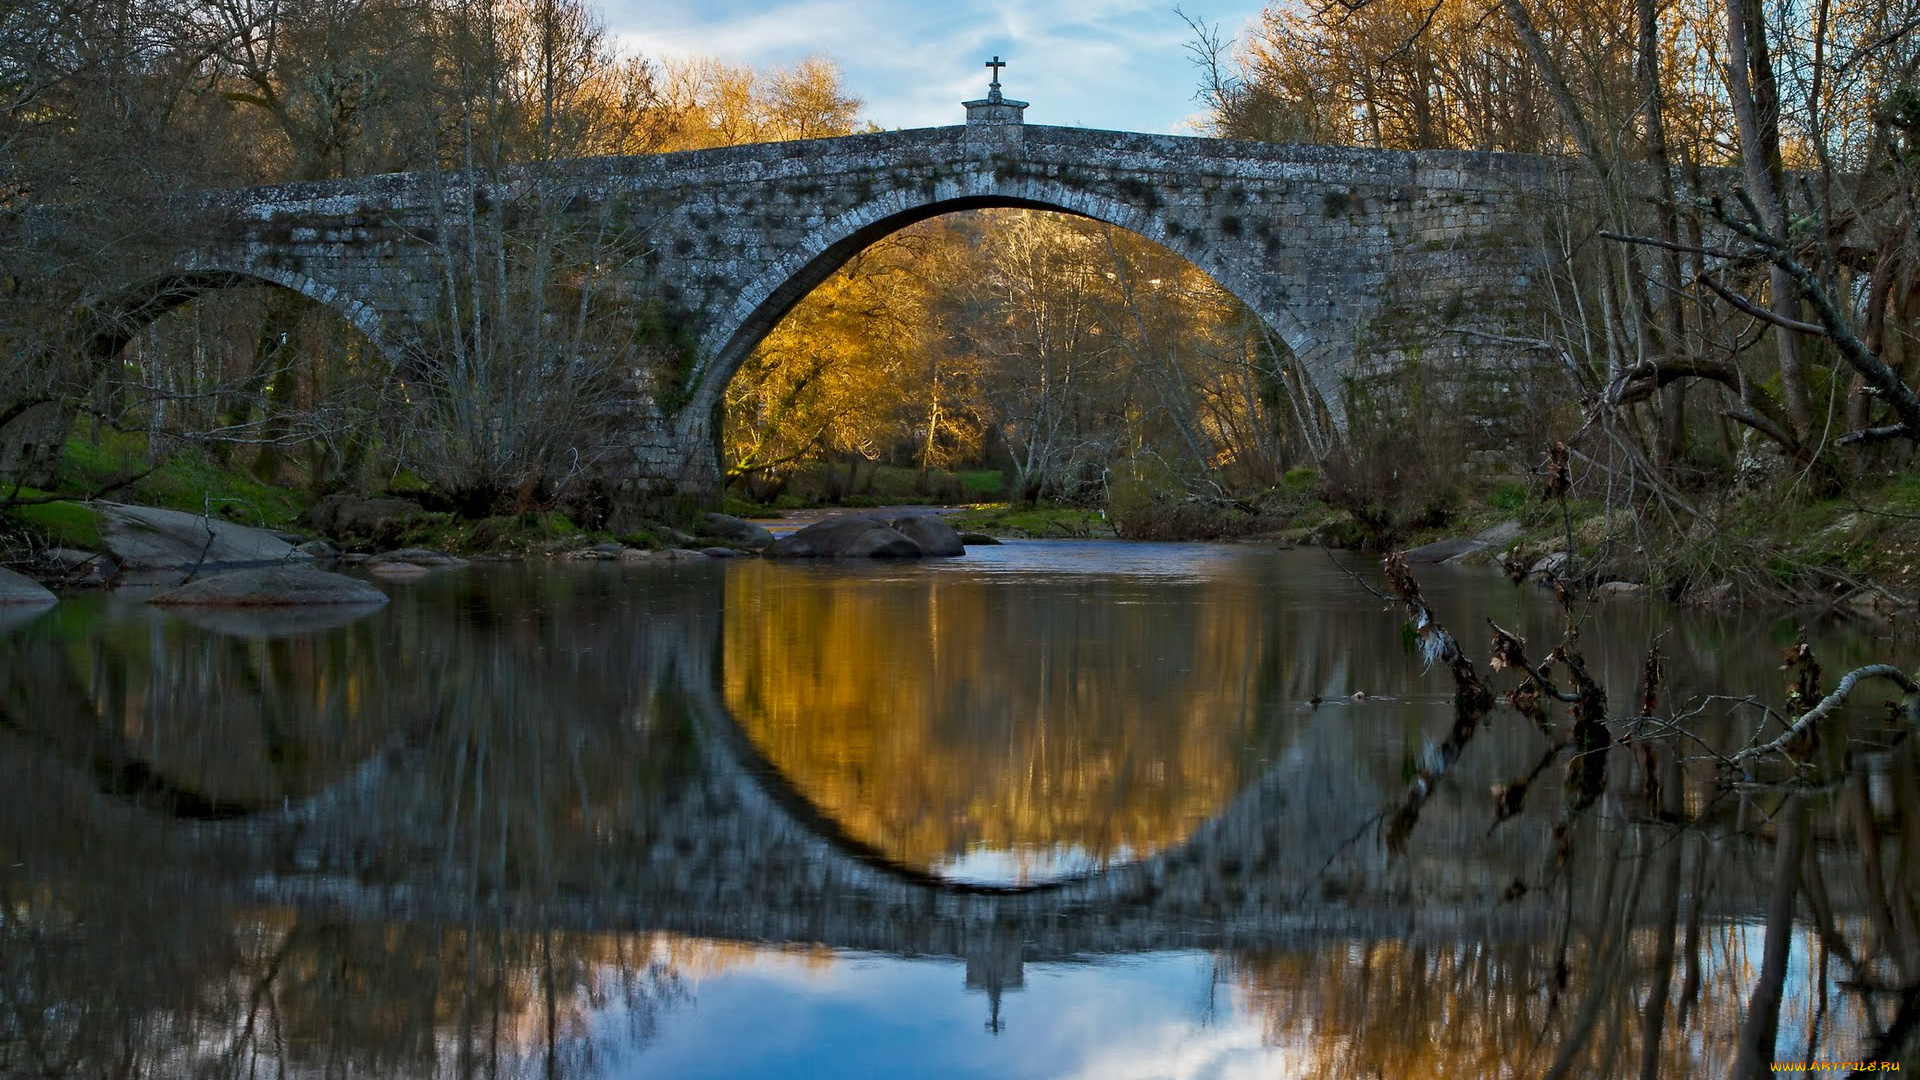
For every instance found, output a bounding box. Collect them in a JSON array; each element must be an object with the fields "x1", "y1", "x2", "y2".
[{"x1": 602, "y1": 0, "x2": 1264, "y2": 136}]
